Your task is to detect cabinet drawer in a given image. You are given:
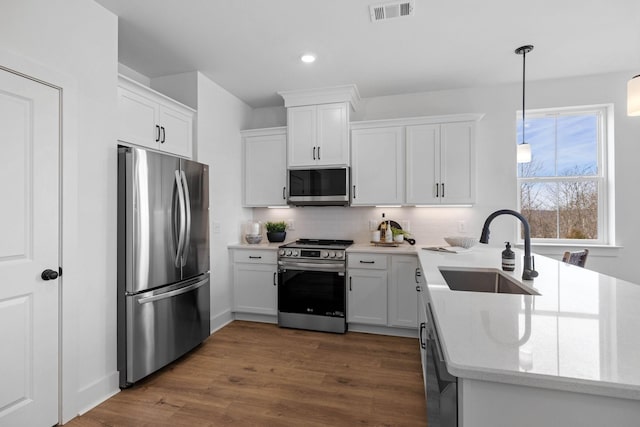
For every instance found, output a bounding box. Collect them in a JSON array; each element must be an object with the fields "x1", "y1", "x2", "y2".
[
  {"x1": 347, "y1": 253, "x2": 388, "y2": 269},
  {"x1": 233, "y1": 249, "x2": 277, "y2": 264}
]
